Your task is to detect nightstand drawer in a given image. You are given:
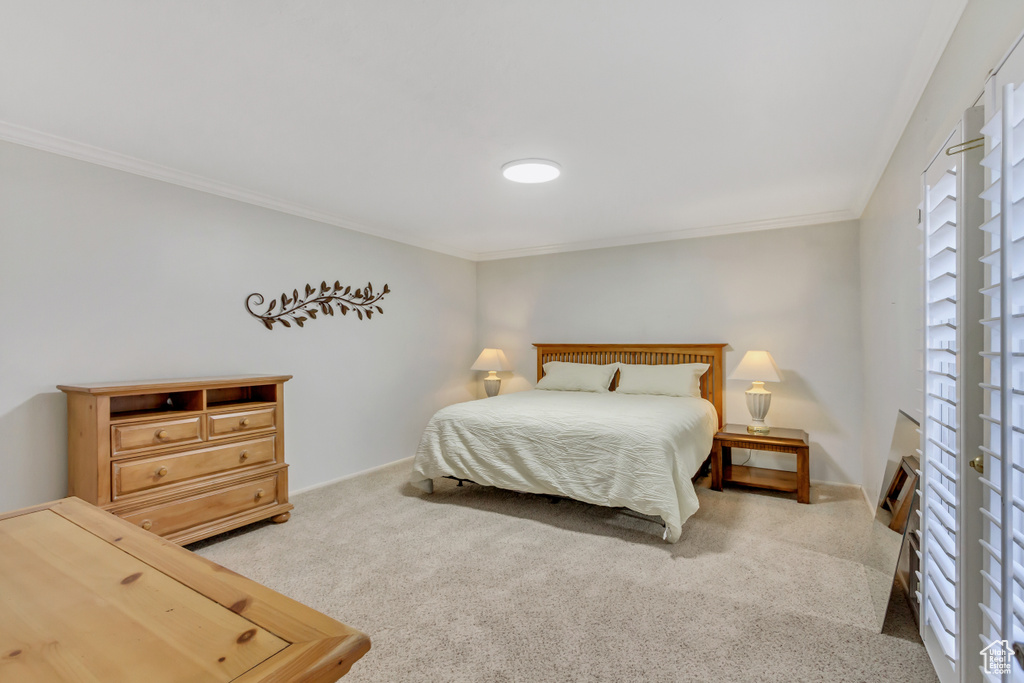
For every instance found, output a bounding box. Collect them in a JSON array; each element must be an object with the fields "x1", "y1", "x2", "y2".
[
  {"x1": 208, "y1": 407, "x2": 276, "y2": 439},
  {"x1": 113, "y1": 436, "x2": 276, "y2": 496},
  {"x1": 111, "y1": 417, "x2": 203, "y2": 456},
  {"x1": 122, "y1": 473, "x2": 280, "y2": 537}
]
